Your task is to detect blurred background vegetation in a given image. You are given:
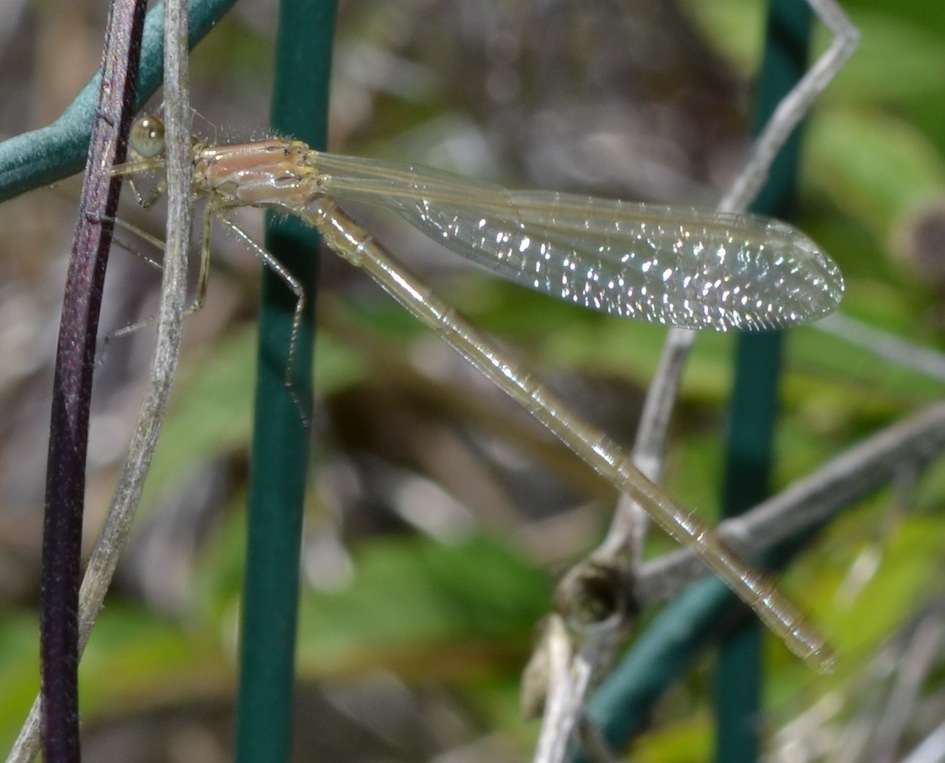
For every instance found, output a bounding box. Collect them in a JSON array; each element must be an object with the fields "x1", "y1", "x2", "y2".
[{"x1": 1, "y1": 0, "x2": 945, "y2": 760}]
